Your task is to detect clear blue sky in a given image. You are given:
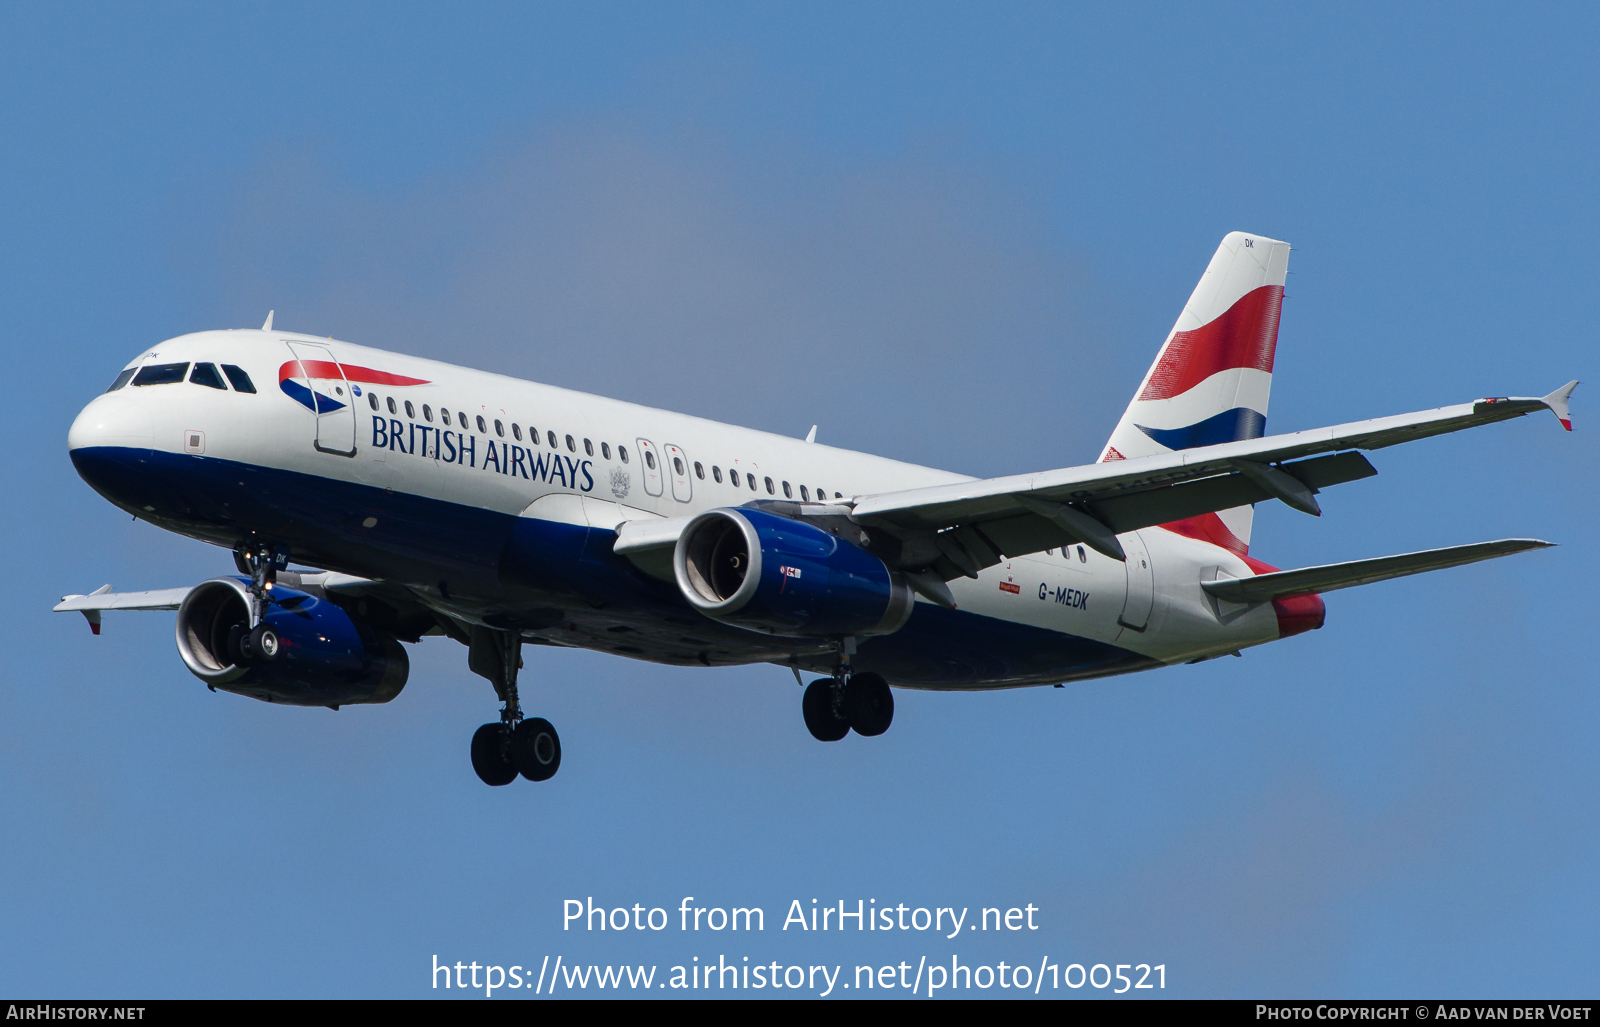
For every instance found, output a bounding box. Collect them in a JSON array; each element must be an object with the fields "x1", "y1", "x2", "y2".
[{"x1": 2, "y1": 2, "x2": 1595, "y2": 998}]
